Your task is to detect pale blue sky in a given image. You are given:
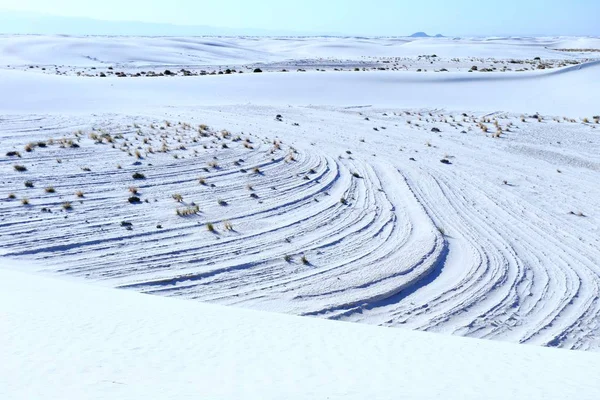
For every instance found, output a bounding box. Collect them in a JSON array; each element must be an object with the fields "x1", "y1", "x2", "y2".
[{"x1": 1, "y1": 0, "x2": 599, "y2": 36}]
